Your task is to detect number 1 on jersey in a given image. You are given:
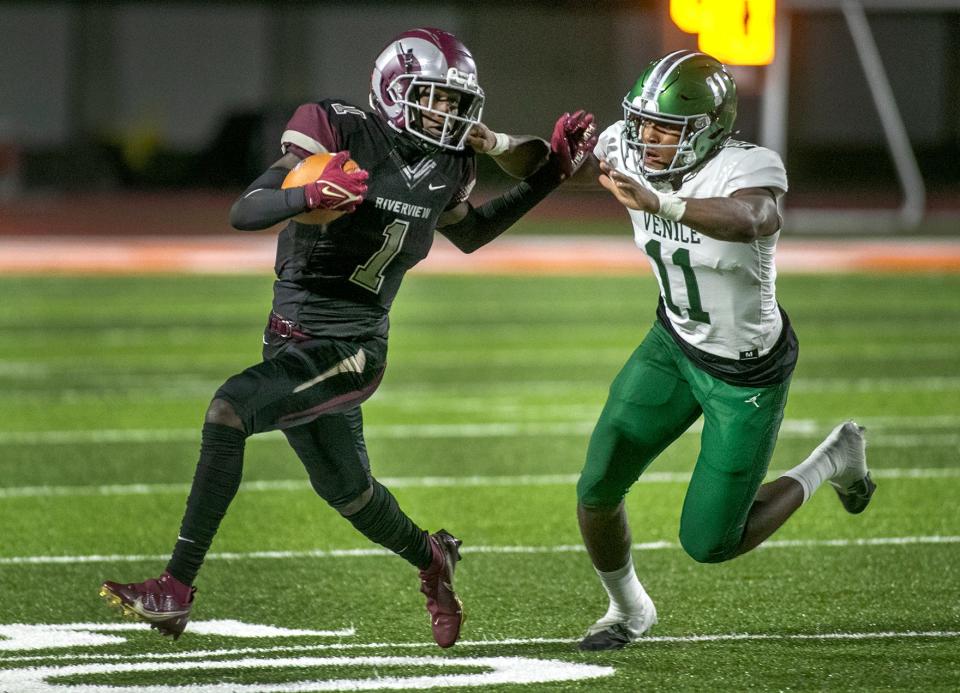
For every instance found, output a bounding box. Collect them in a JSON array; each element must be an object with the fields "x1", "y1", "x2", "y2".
[
  {"x1": 350, "y1": 220, "x2": 410, "y2": 293},
  {"x1": 644, "y1": 239, "x2": 711, "y2": 324}
]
